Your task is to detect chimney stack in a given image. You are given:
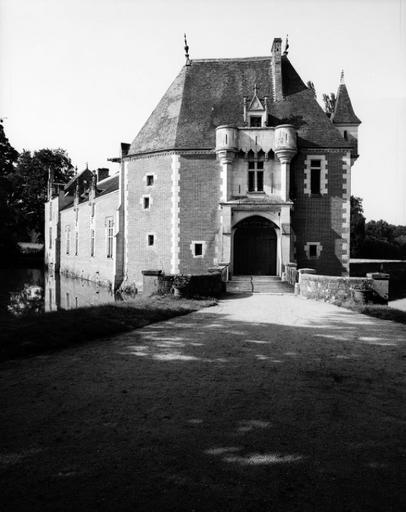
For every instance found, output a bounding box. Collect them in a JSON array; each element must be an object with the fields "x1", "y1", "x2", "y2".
[
  {"x1": 271, "y1": 38, "x2": 283, "y2": 102},
  {"x1": 97, "y1": 168, "x2": 110, "y2": 182}
]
